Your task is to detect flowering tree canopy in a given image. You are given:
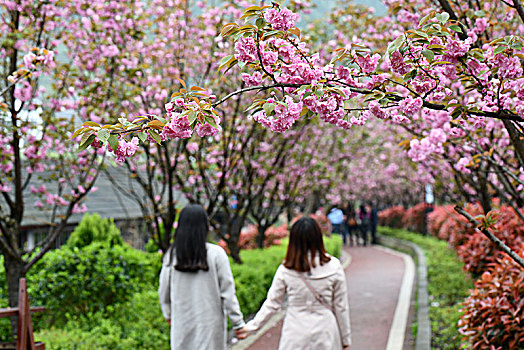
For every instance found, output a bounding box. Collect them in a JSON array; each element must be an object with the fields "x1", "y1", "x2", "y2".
[{"x1": 73, "y1": 0, "x2": 524, "y2": 267}]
